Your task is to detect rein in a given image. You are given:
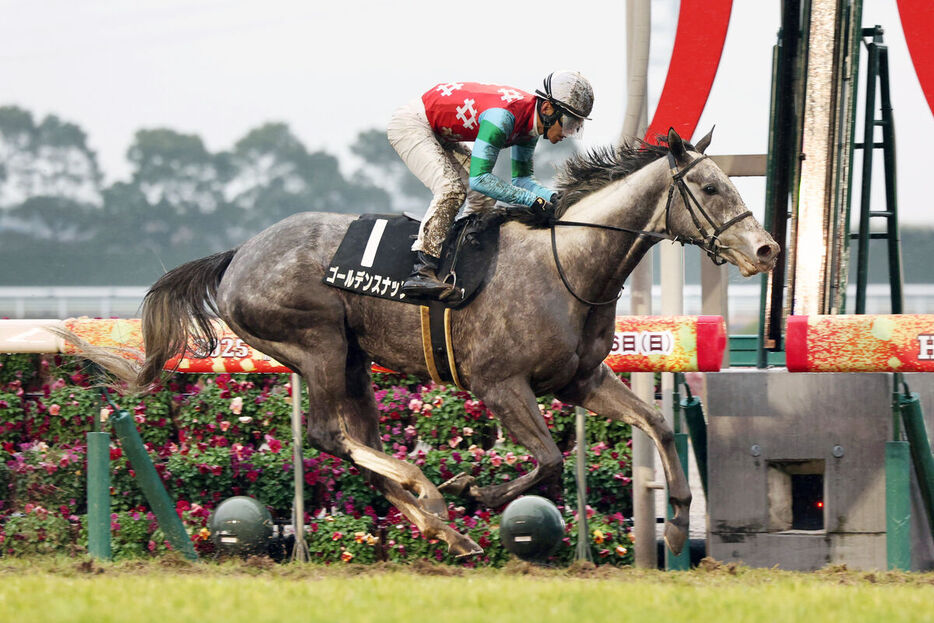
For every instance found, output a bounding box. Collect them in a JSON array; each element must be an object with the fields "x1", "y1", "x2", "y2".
[{"x1": 551, "y1": 152, "x2": 753, "y2": 307}]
